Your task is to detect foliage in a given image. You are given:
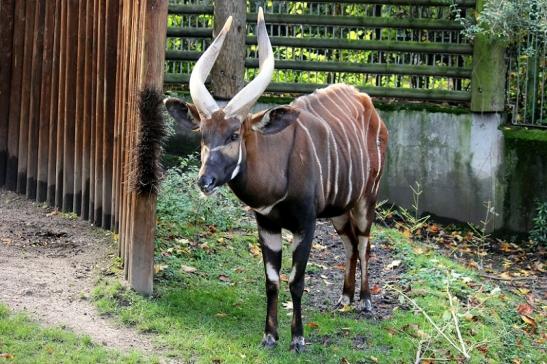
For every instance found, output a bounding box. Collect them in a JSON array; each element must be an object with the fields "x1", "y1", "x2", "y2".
[
  {"x1": 530, "y1": 201, "x2": 547, "y2": 245},
  {"x1": 454, "y1": 0, "x2": 547, "y2": 42},
  {"x1": 156, "y1": 154, "x2": 245, "y2": 233}
]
